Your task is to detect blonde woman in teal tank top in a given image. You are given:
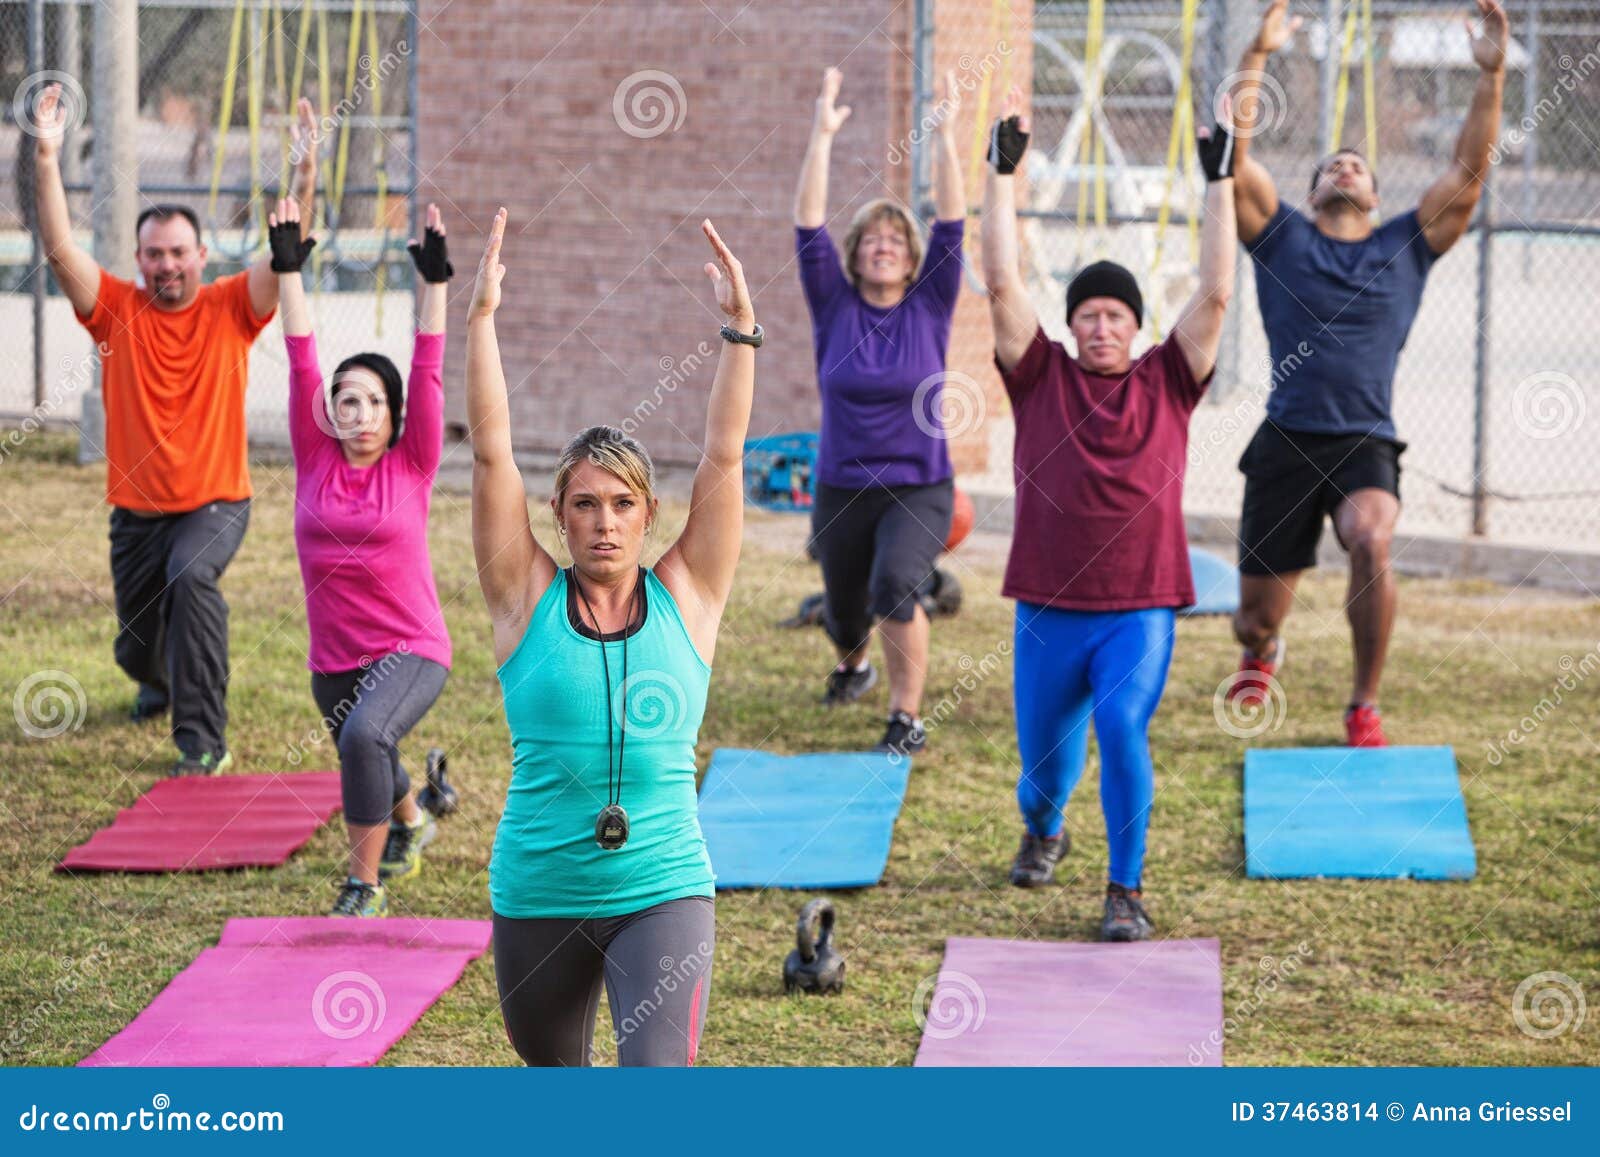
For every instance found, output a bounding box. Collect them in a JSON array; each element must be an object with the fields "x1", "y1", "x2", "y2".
[{"x1": 465, "y1": 209, "x2": 759, "y2": 1067}]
